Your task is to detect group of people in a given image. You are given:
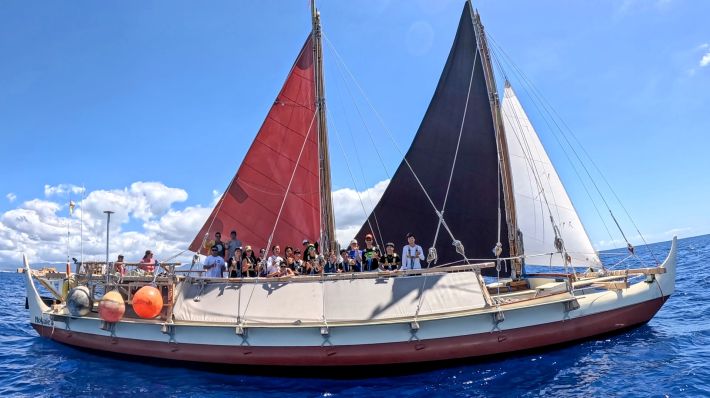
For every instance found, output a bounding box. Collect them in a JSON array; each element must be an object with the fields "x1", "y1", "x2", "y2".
[
  {"x1": 112, "y1": 250, "x2": 159, "y2": 276},
  {"x1": 201, "y1": 230, "x2": 427, "y2": 278}
]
